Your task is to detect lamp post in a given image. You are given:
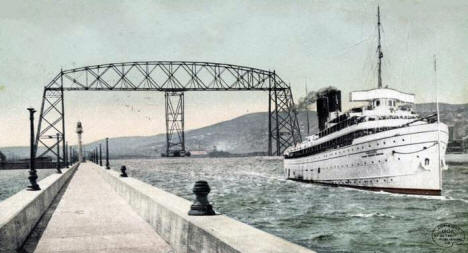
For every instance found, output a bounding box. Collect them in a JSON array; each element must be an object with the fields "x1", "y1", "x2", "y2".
[
  {"x1": 65, "y1": 141, "x2": 69, "y2": 168},
  {"x1": 99, "y1": 144, "x2": 102, "y2": 166},
  {"x1": 56, "y1": 133, "x2": 62, "y2": 174},
  {"x1": 106, "y1": 138, "x2": 110, "y2": 169},
  {"x1": 27, "y1": 108, "x2": 40, "y2": 191}
]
